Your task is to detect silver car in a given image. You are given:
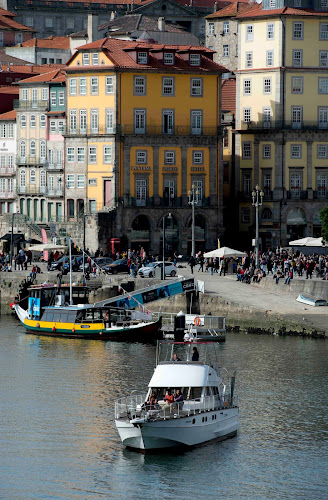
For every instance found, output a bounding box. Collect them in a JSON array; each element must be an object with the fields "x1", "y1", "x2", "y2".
[{"x1": 138, "y1": 261, "x2": 177, "y2": 278}]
